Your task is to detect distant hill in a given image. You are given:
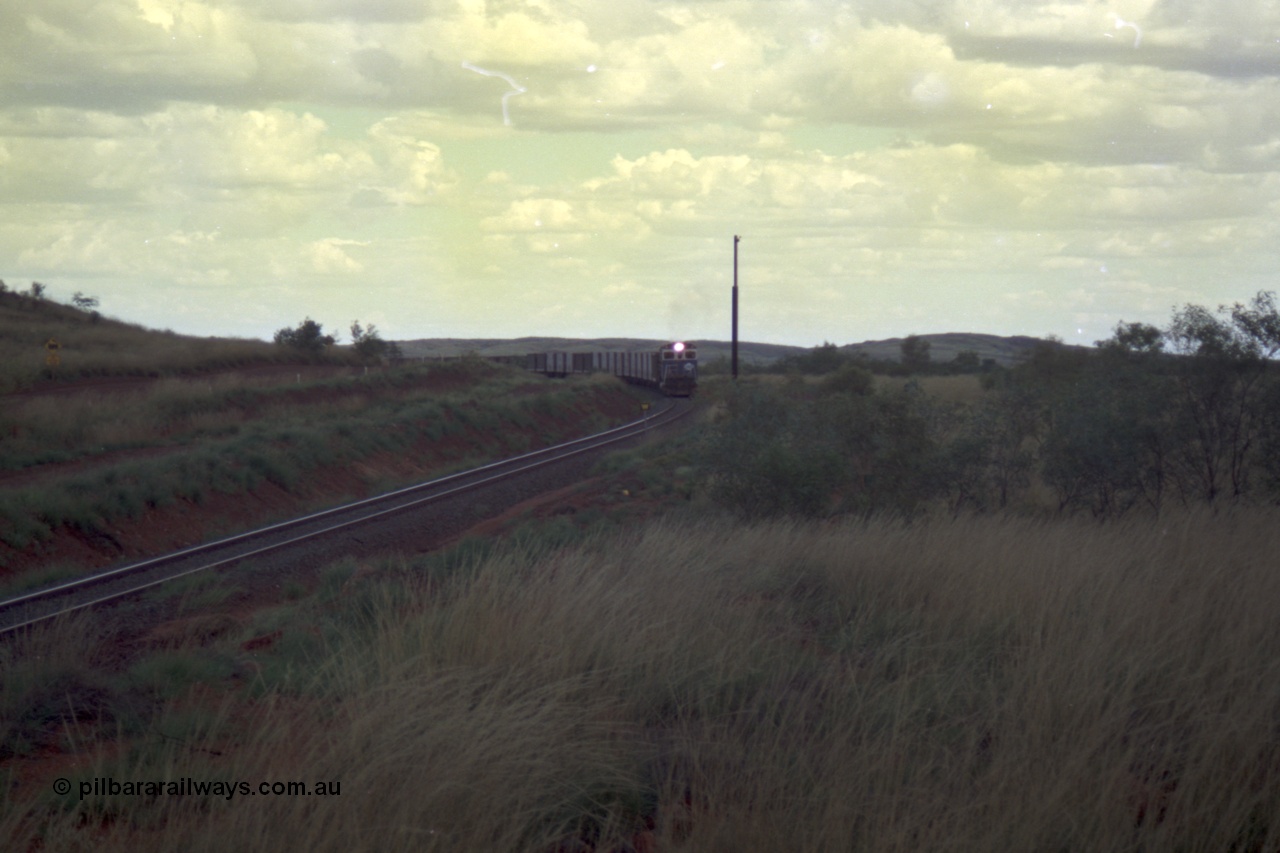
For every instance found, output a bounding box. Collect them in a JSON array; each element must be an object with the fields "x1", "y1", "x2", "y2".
[
  {"x1": 394, "y1": 337, "x2": 806, "y2": 365},
  {"x1": 842, "y1": 333, "x2": 1062, "y2": 367},
  {"x1": 395, "y1": 333, "x2": 1065, "y2": 368}
]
